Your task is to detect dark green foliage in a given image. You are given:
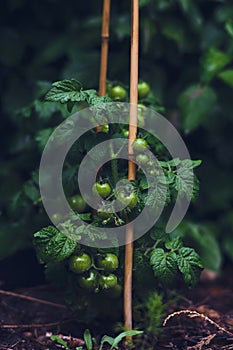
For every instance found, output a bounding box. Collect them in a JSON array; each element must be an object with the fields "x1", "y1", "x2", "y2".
[
  {"x1": 34, "y1": 226, "x2": 77, "y2": 263},
  {"x1": 1, "y1": 0, "x2": 233, "y2": 336}
]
